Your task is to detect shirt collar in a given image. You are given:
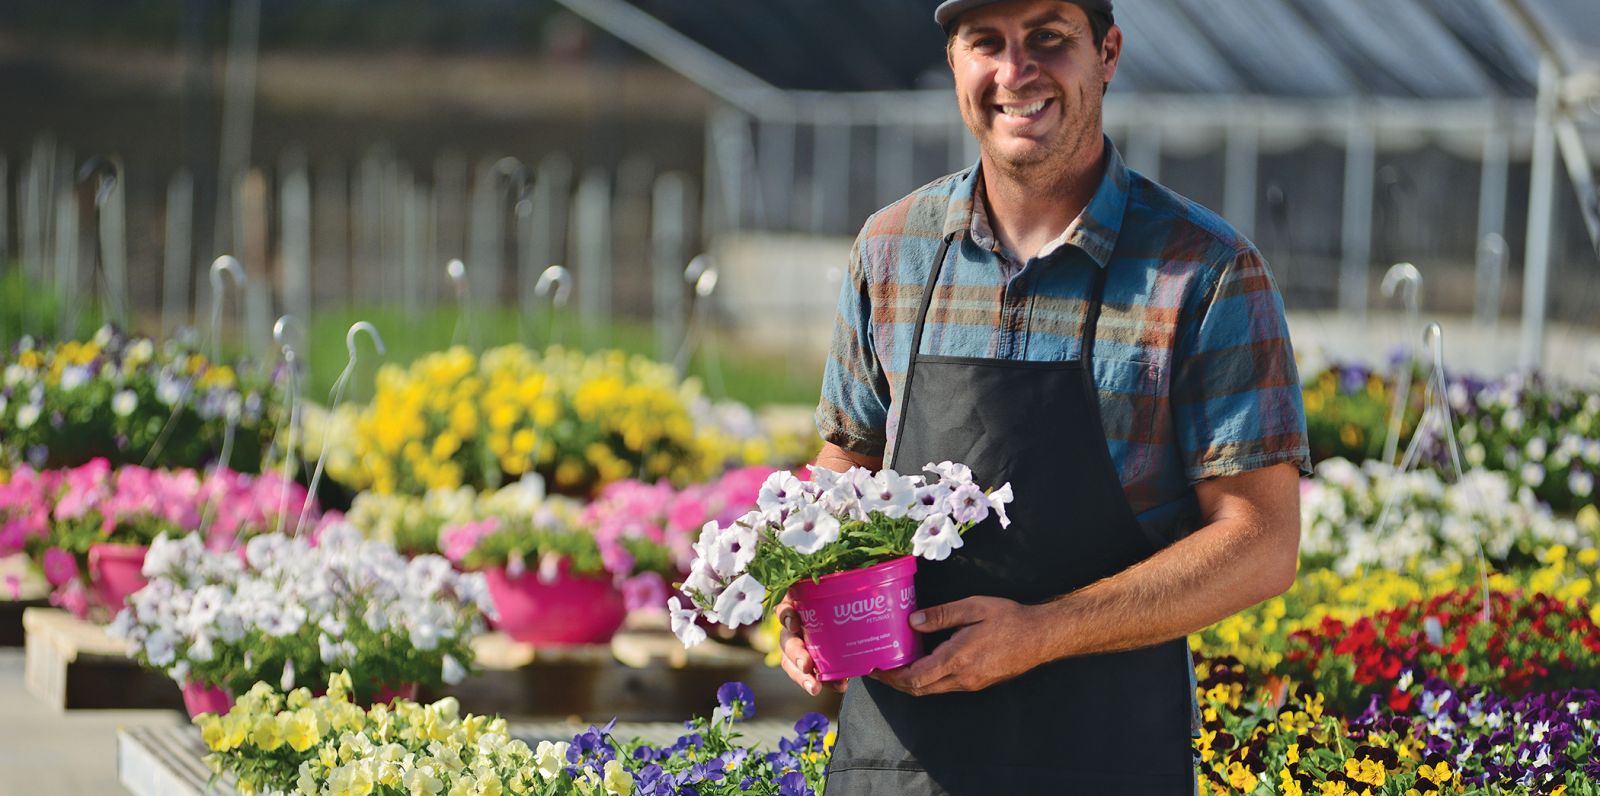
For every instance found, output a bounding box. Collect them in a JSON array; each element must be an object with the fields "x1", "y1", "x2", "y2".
[{"x1": 946, "y1": 135, "x2": 1130, "y2": 269}]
